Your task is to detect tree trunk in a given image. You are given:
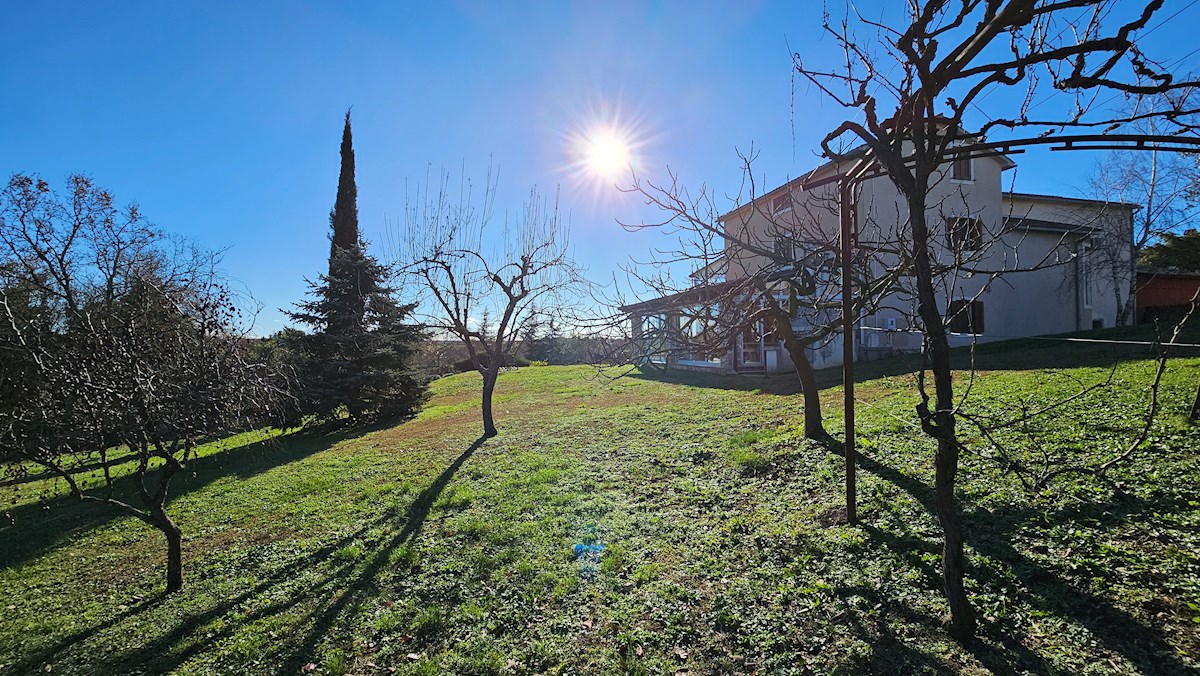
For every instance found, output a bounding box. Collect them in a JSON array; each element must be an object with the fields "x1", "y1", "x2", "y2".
[
  {"x1": 771, "y1": 311, "x2": 828, "y2": 440},
  {"x1": 481, "y1": 368, "x2": 499, "y2": 438},
  {"x1": 909, "y1": 200, "x2": 977, "y2": 641},
  {"x1": 153, "y1": 508, "x2": 184, "y2": 593},
  {"x1": 782, "y1": 339, "x2": 827, "y2": 439},
  {"x1": 796, "y1": 352, "x2": 827, "y2": 440},
  {"x1": 1118, "y1": 293, "x2": 1135, "y2": 327},
  {"x1": 930, "y1": 368, "x2": 975, "y2": 641},
  {"x1": 1119, "y1": 246, "x2": 1137, "y2": 326}
]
